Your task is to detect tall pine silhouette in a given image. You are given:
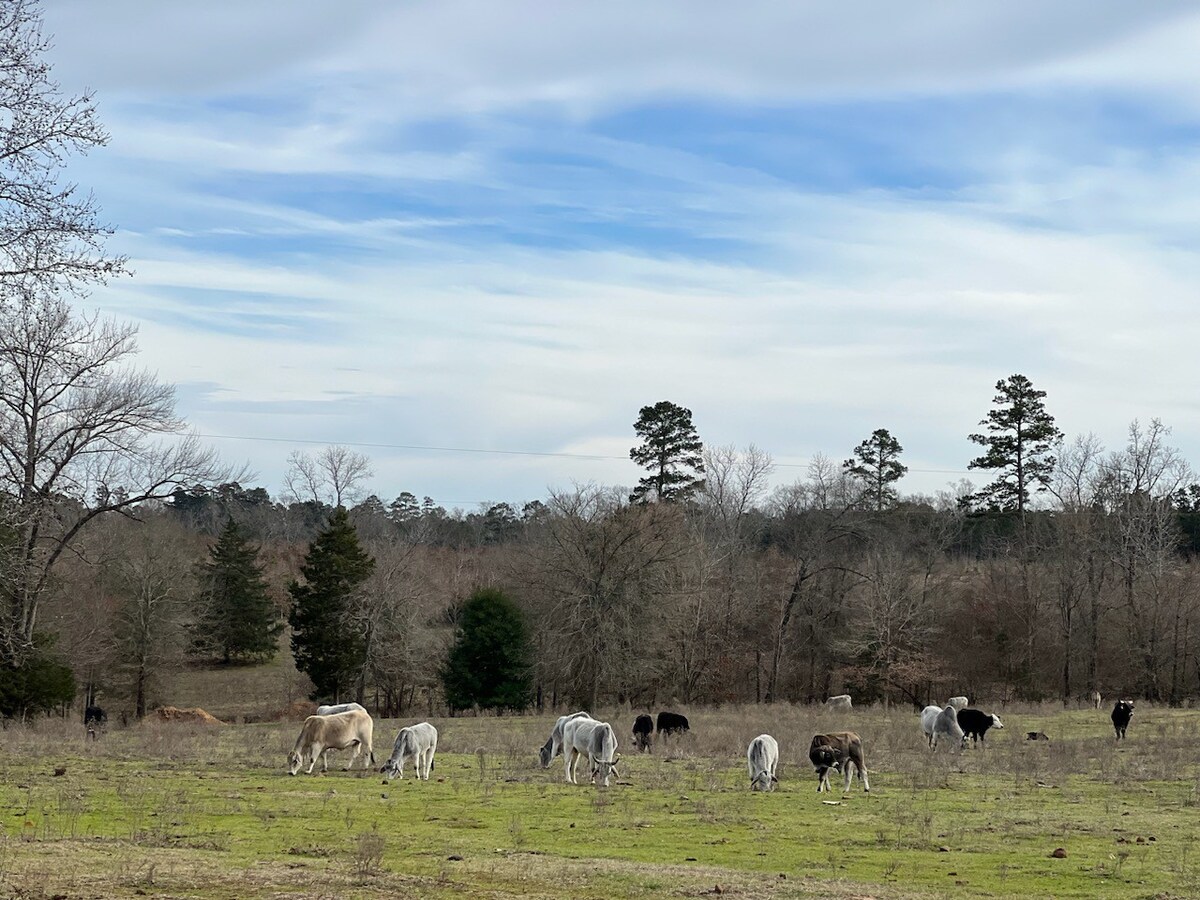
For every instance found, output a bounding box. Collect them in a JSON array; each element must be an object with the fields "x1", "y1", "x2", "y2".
[
  {"x1": 288, "y1": 508, "x2": 375, "y2": 701},
  {"x1": 195, "y1": 519, "x2": 281, "y2": 663}
]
